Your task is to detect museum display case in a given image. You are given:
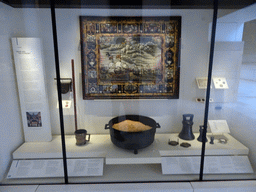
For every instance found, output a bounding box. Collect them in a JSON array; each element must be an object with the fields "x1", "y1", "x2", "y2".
[
  {"x1": 1, "y1": 0, "x2": 256, "y2": 185},
  {"x1": 202, "y1": 3, "x2": 256, "y2": 180},
  {"x1": 0, "y1": 2, "x2": 67, "y2": 184}
]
